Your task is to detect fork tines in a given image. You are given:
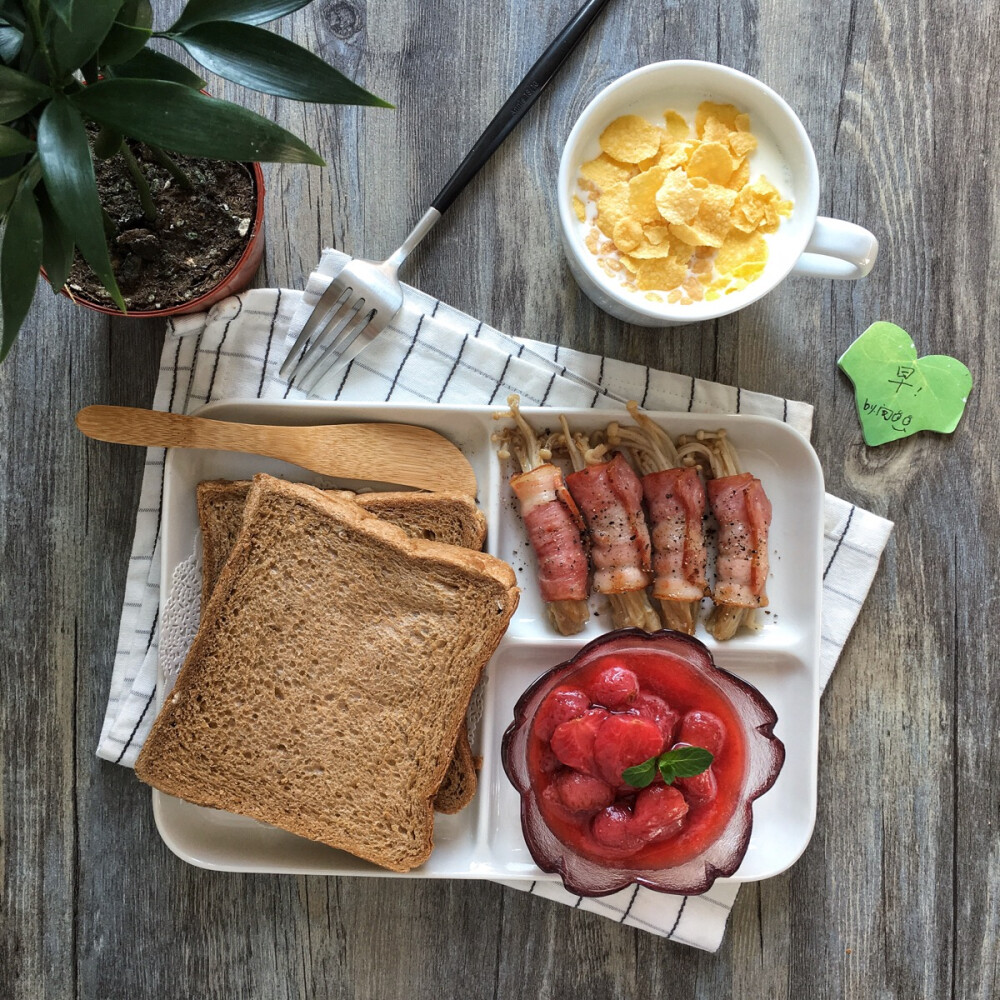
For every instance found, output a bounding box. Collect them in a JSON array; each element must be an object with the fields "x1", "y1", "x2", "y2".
[{"x1": 279, "y1": 279, "x2": 377, "y2": 393}]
